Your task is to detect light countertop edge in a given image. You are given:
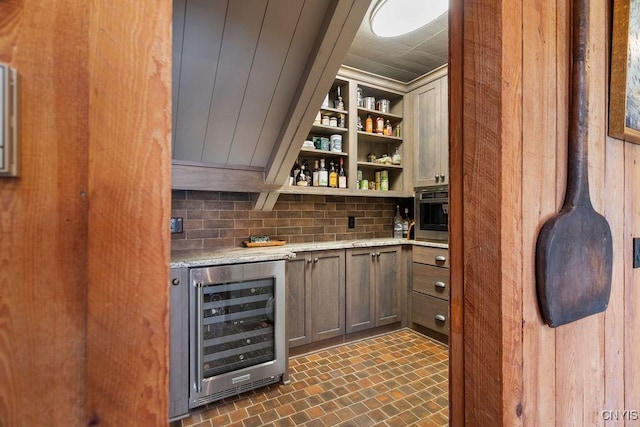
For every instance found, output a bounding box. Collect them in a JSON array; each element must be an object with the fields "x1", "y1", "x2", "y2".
[{"x1": 170, "y1": 239, "x2": 448, "y2": 268}]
